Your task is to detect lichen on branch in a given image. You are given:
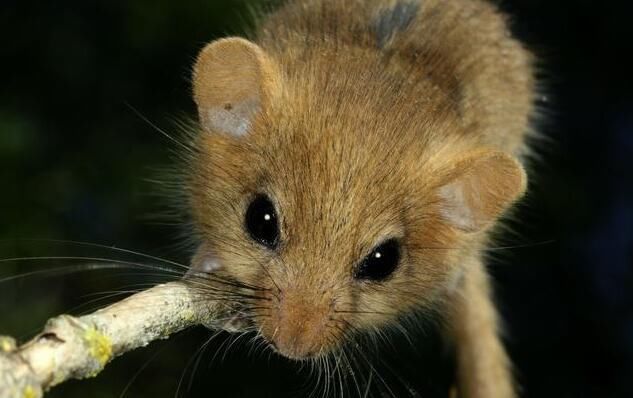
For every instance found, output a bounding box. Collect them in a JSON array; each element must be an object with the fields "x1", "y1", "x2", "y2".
[{"x1": 0, "y1": 281, "x2": 223, "y2": 398}]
